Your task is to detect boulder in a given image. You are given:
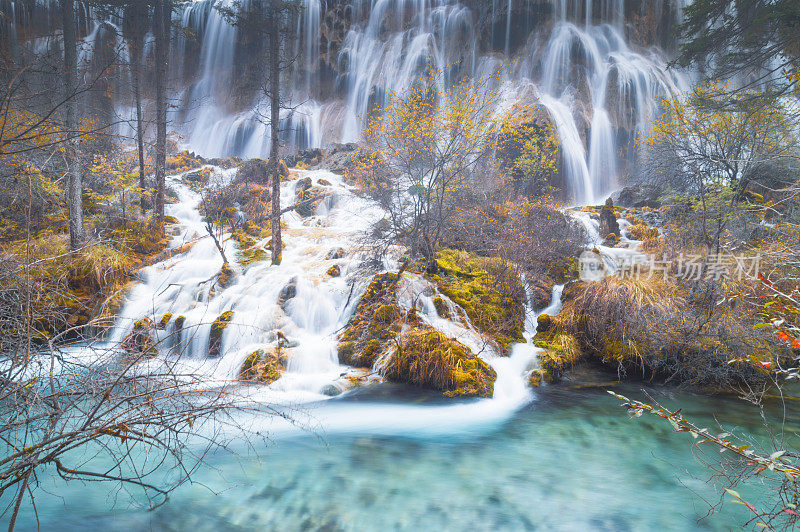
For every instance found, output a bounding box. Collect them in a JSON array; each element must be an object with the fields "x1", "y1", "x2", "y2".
[
  {"x1": 235, "y1": 158, "x2": 269, "y2": 185},
  {"x1": 599, "y1": 198, "x2": 621, "y2": 242},
  {"x1": 278, "y1": 278, "x2": 298, "y2": 309},
  {"x1": 612, "y1": 185, "x2": 662, "y2": 209}
]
